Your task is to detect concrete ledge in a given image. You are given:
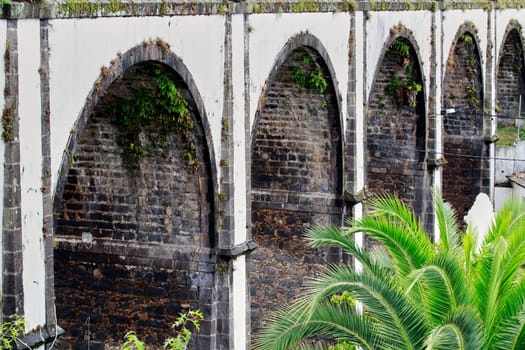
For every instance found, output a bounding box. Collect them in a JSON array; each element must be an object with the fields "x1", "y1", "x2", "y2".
[
  {"x1": 427, "y1": 157, "x2": 448, "y2": 169},
  {"x1": 217, "y1": 240, "x2": 257, "y2": 259},
  {"x1": 54, "y1": 237, "x2": 217, "y2": 270},
  {"x1": 484, "y1": 134, "x2": 500, "y2": 144},
  {"x1": 344, "y1": 189, "x2": 370, "y2": 205},
  {"x1": 17, "y1": 324, "x2": 64, "y2": 350}
]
